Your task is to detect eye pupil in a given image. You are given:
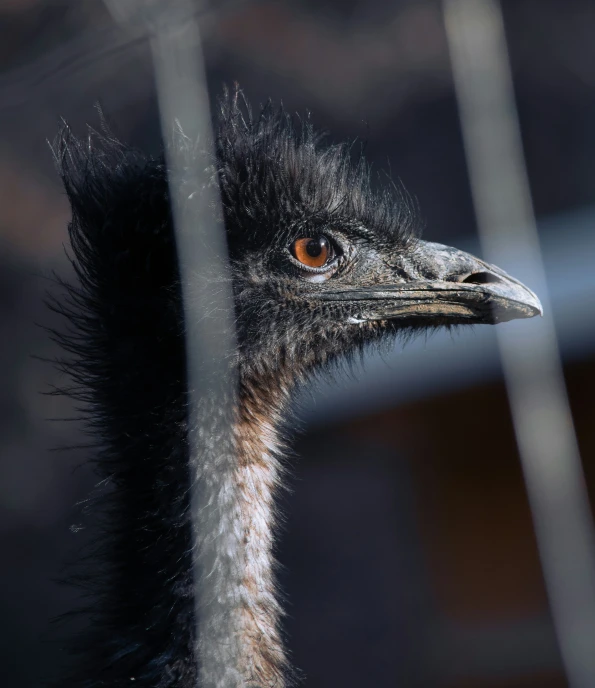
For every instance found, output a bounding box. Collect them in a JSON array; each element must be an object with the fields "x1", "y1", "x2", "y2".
[{"x1": 306, "y1": 237, "x2": 326, "y2": 257}]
